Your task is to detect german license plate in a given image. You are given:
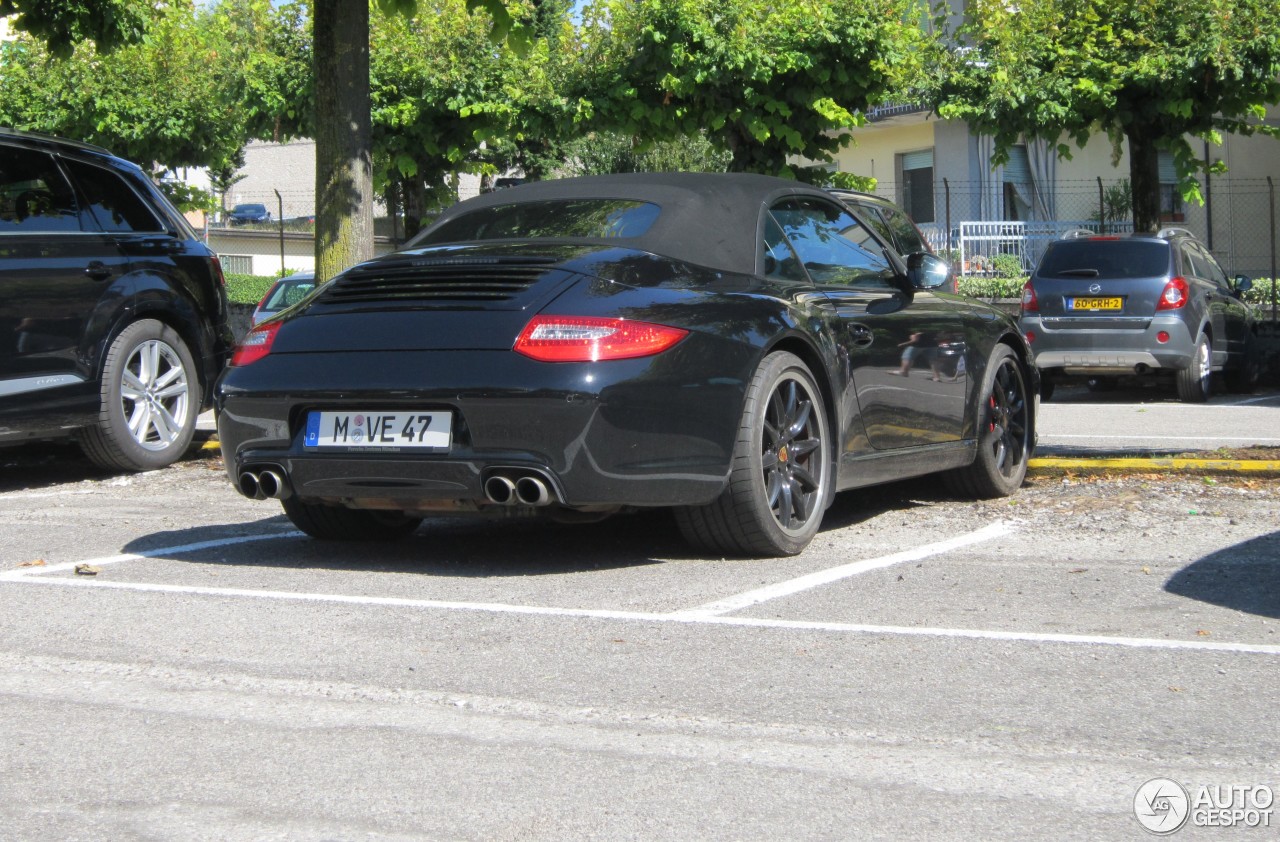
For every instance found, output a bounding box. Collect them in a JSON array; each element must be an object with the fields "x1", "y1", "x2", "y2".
[
  {"x1": 304, "y1": 411, "x2": 451, "y2": 450},
  {"x1": 1068, "y1": 296, "x2": 1122, "y2": 311}
]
